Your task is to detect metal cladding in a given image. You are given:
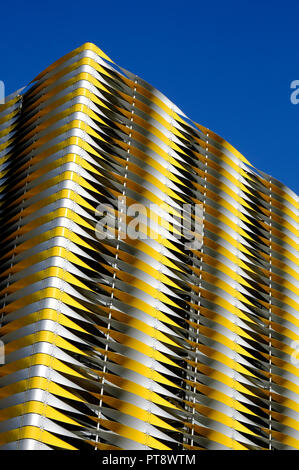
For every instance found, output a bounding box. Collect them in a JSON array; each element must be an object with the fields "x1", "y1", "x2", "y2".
[{"x1": 0, "y1": 43, "x2": 298, "y2": 450}]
